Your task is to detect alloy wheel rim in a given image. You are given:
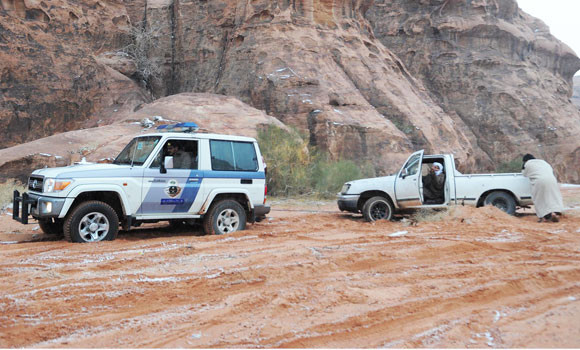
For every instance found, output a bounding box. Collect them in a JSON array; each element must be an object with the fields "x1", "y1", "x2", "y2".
[
  {"x1": 371, "y1": 202, "x2": 388, "y2": 221},
  {"x1": 493, "y1": 199, "x2": 508, "y2": 211},
  {"x1": 216, "y1": 209, "x2": 239, "y2": 234},
  {"x1": 78, "y1": 212, "x2": 110, "y2": 242}
]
